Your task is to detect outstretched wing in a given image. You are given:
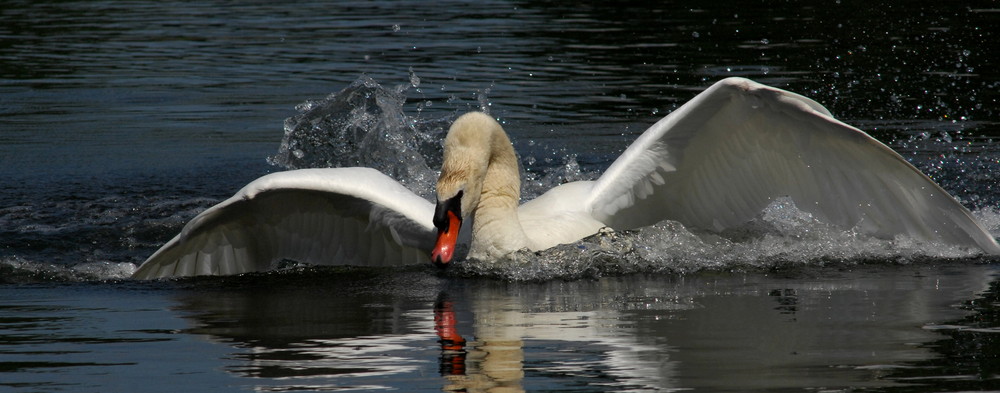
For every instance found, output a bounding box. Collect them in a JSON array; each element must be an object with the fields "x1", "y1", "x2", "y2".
[
  {"x1": 132, "y1": 168, "x2": 436, "y2": 279},
  {"x1": 587, "y1": 77, "x2": 999, "y2": 254}
]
